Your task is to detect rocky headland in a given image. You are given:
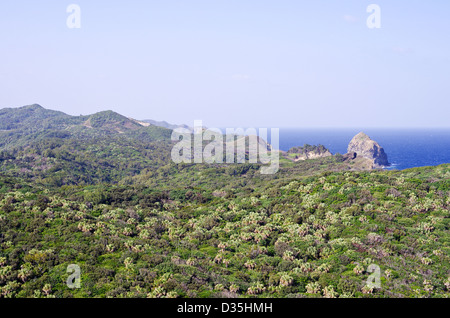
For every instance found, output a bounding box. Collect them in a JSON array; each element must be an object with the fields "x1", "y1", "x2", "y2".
[{"x1": 287, "y1": 144, "x2": 332, "y2": 161}]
